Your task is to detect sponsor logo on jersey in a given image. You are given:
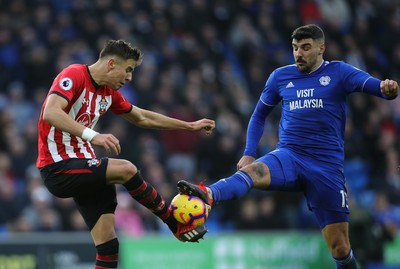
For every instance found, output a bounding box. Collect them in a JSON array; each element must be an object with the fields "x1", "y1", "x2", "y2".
[
  {"x1": 319, "y1": 76, "x2": 331, "y2": 86},
  {"x1": 99, "y1": 98, "x2": 108, "y2": 115},
  {"x1": 289, "y1": 88, "x2": 324, "y2": 110},
  {"x1": 286, "y1": 81, "x2": 295, "y2": 88},
  {"x1": 59, "y1": 78, "x2": 73, "y2": 90},
  {"x1": 76, "y1": 113, "x2": 91, "y2": 127}
]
